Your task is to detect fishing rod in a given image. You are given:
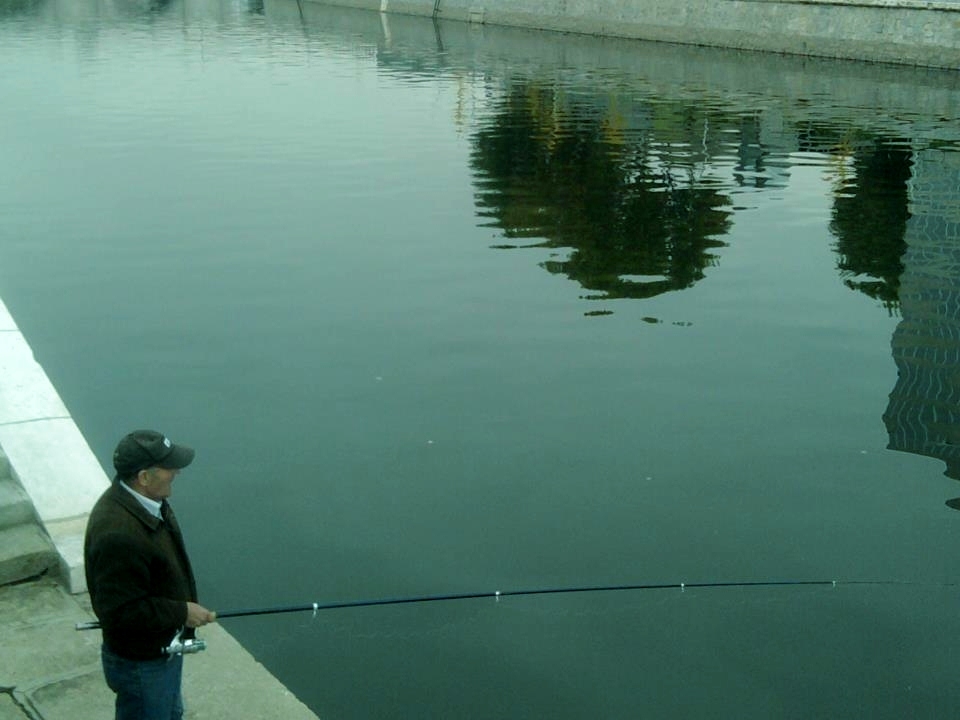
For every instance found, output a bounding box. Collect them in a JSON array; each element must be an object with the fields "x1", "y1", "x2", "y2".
[{"x1": 77, "y1": 577, "x2": 902, "y2": 633}]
